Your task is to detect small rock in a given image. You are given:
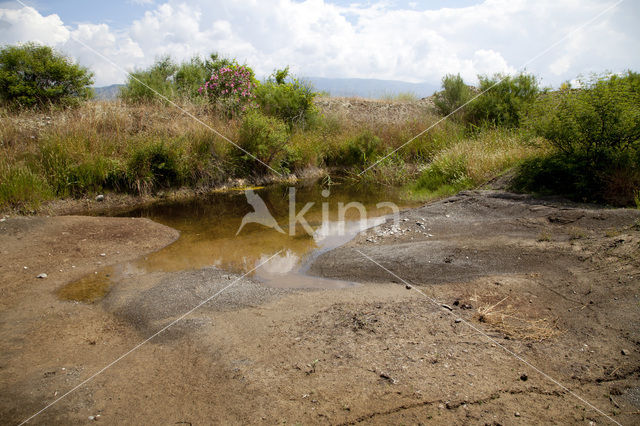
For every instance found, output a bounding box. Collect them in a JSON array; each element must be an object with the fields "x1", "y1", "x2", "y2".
[
  {"x1": 454, "y1": 318, "x2": 462, "y2": 323},
  {"x1": 100, "y1": 253, "x2": 106, "y2": 257},
  {"x1": 405, "y1": 284, "x2": 412, "y2": 289},
  {"x1": 441, "y1": 304, "x2": 453, "y2": 311},
  {"x1": 520, "y1": 373, "x2": 528, "y2": 381},
  {"x1": 514, "y1": 412, "x2": 521, "y2": 417},
  {"x1": 95, "y1": 194, "x2": 104, "y2": 202},
  {"x1": 37, "y1": 273, "x2": 47, "y2": 279},
  {"x1": 0, "y1": 218, "x2": 5, "y2": 222},
  {"x1": 23, "y1": 266, "x2": 28, "y2": 270},
  {"x1": 621, "y1": 349, "x2": 629, "y2": 356},
  {"x1": 88, "y1": 415, "x2": 95, "y2": 420}
]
